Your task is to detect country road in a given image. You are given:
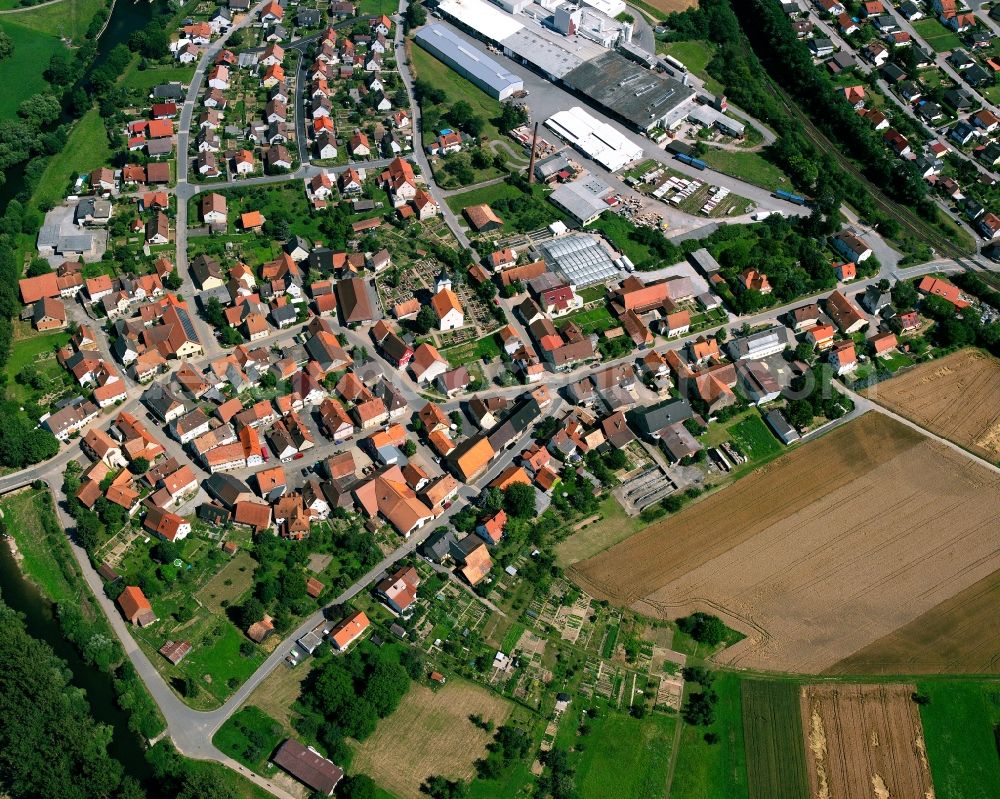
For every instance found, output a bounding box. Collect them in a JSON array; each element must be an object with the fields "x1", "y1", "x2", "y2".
[{"x1": 3, "y1": 0, "x2": 999, "y2": 794}]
